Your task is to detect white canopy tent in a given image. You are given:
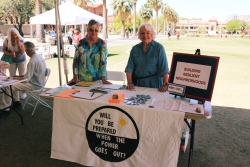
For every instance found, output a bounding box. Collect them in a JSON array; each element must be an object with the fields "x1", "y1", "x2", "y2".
[
  {"x1": 30, "y1": 1, "x2": 105, "y2": 85},
  {"x1": 30, "y1": 1, "x2": 105, "y2": 25}
]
